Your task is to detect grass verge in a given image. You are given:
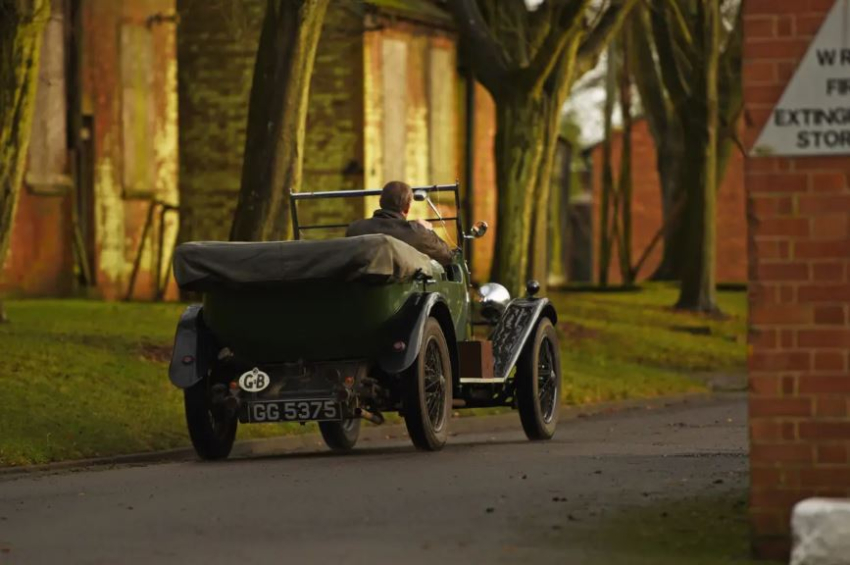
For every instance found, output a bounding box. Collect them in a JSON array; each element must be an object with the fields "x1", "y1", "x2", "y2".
[
  {"x1": 0, "y1": 284, "x2": 746, "y2": 466},
  {"x1": 550, "y1": 283, "x2": 747, "y2": 405}
]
